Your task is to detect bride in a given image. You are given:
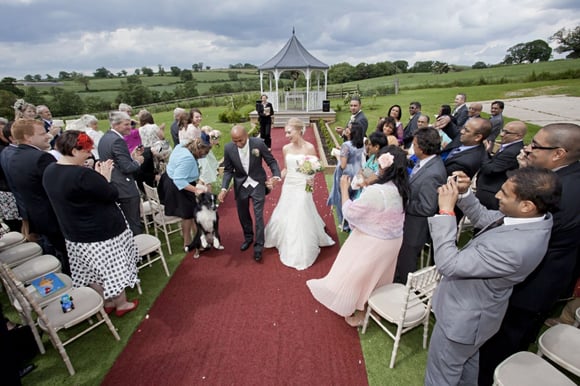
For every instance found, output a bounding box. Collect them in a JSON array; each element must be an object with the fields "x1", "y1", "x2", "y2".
[{"x1": 264, "y1": 118, "x2": 335, "y2": 270}]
